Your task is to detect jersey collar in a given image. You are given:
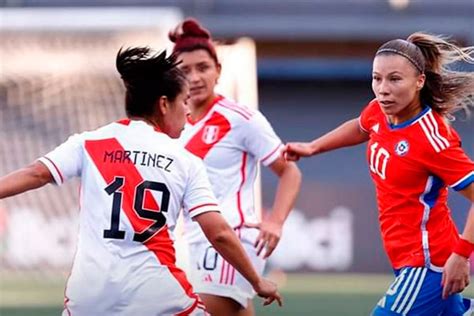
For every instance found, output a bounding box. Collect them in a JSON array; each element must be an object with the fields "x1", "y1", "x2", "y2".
[
  {"x1": 116, "y1": 118, "x2": 131, "y2": 126},
  {"x1": 387, "y1": 105, "x2": 431, "y2": 130},
  {"x1": 186, "y1": 95, "x2": 224, "y2": 125},
  {"x1": 116, "y1": 118, "x2": 163, "y2": 133}
]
